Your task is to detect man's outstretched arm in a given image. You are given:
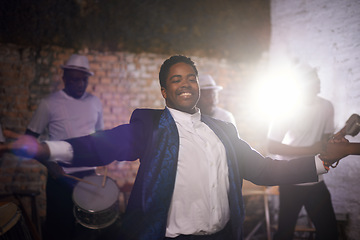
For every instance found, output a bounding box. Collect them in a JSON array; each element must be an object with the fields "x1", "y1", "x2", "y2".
[
  {"x1": 3, "y1": 134, "x2": 50, "y2": 163},
  {"x1": 320, "y1": 142, "x2": 359, "y2": 163}
]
